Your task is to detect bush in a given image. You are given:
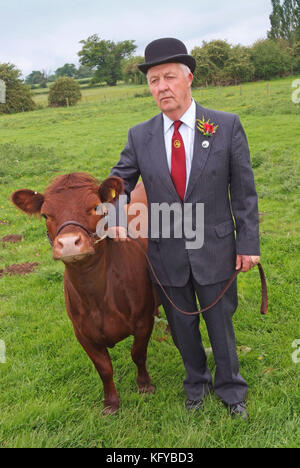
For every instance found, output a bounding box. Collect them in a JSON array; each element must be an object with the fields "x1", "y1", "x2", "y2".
[
  {"x1": 250, "y1": 39, "x2": 292, "y2": 80},
  {"x1": 191, "y1": 37, "x2": 297, "y2": 87},
  {"x1": 192, "y1": 41, "x2": 254, "y2": 86},
  {"x1": 224, "y1": 46, "x2": 255, "y2": 84},
  {"x1": 192, "y1": 46, "x2": 219, "y2": 87},
  {"x1": 0, "y1": 63, "x2": 36, "y2": 114},
  {"x1": 48, "y1": 77, "x2": 81, "y2": 107}
]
